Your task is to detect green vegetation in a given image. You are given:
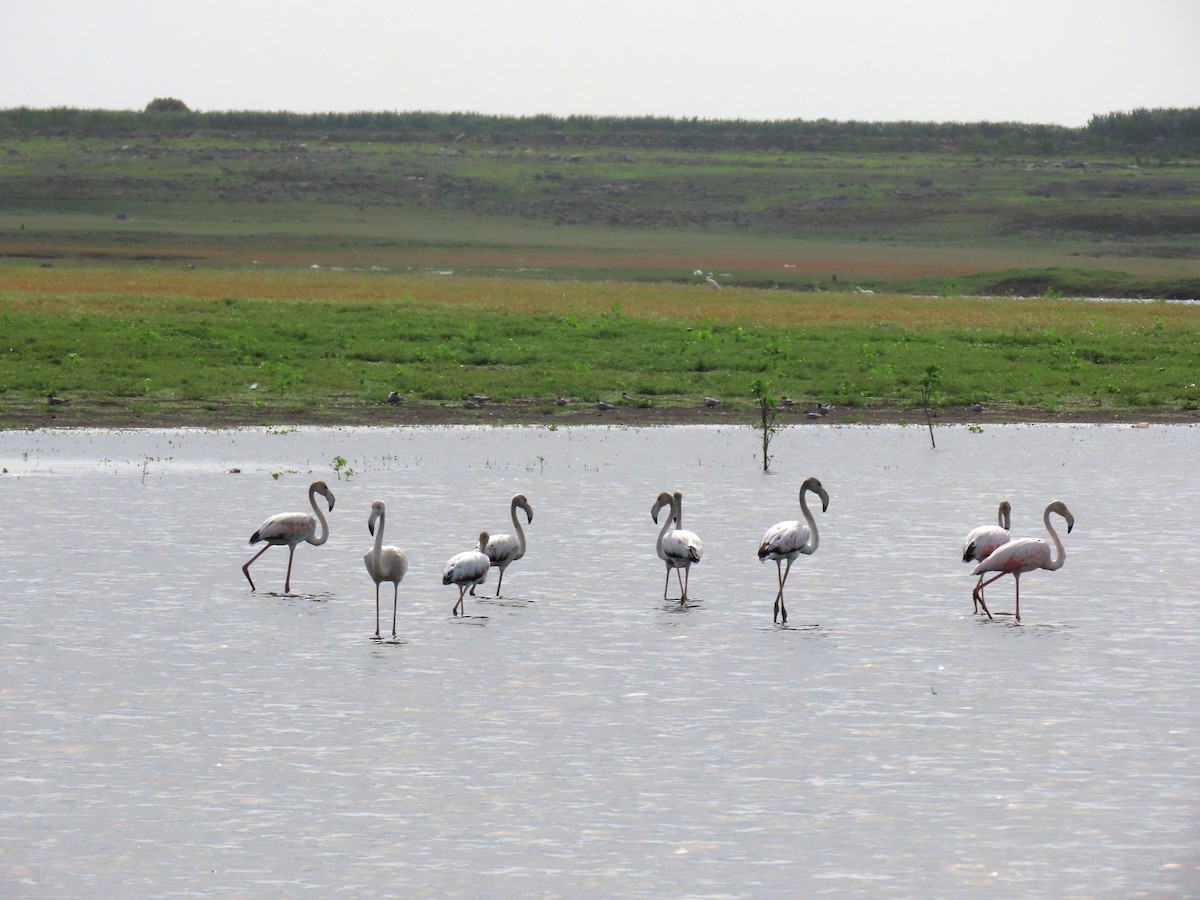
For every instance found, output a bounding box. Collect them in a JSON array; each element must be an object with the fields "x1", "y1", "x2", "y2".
[{"x1": 1, "y1": 268, "x2": 1197, "y2": 427}]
